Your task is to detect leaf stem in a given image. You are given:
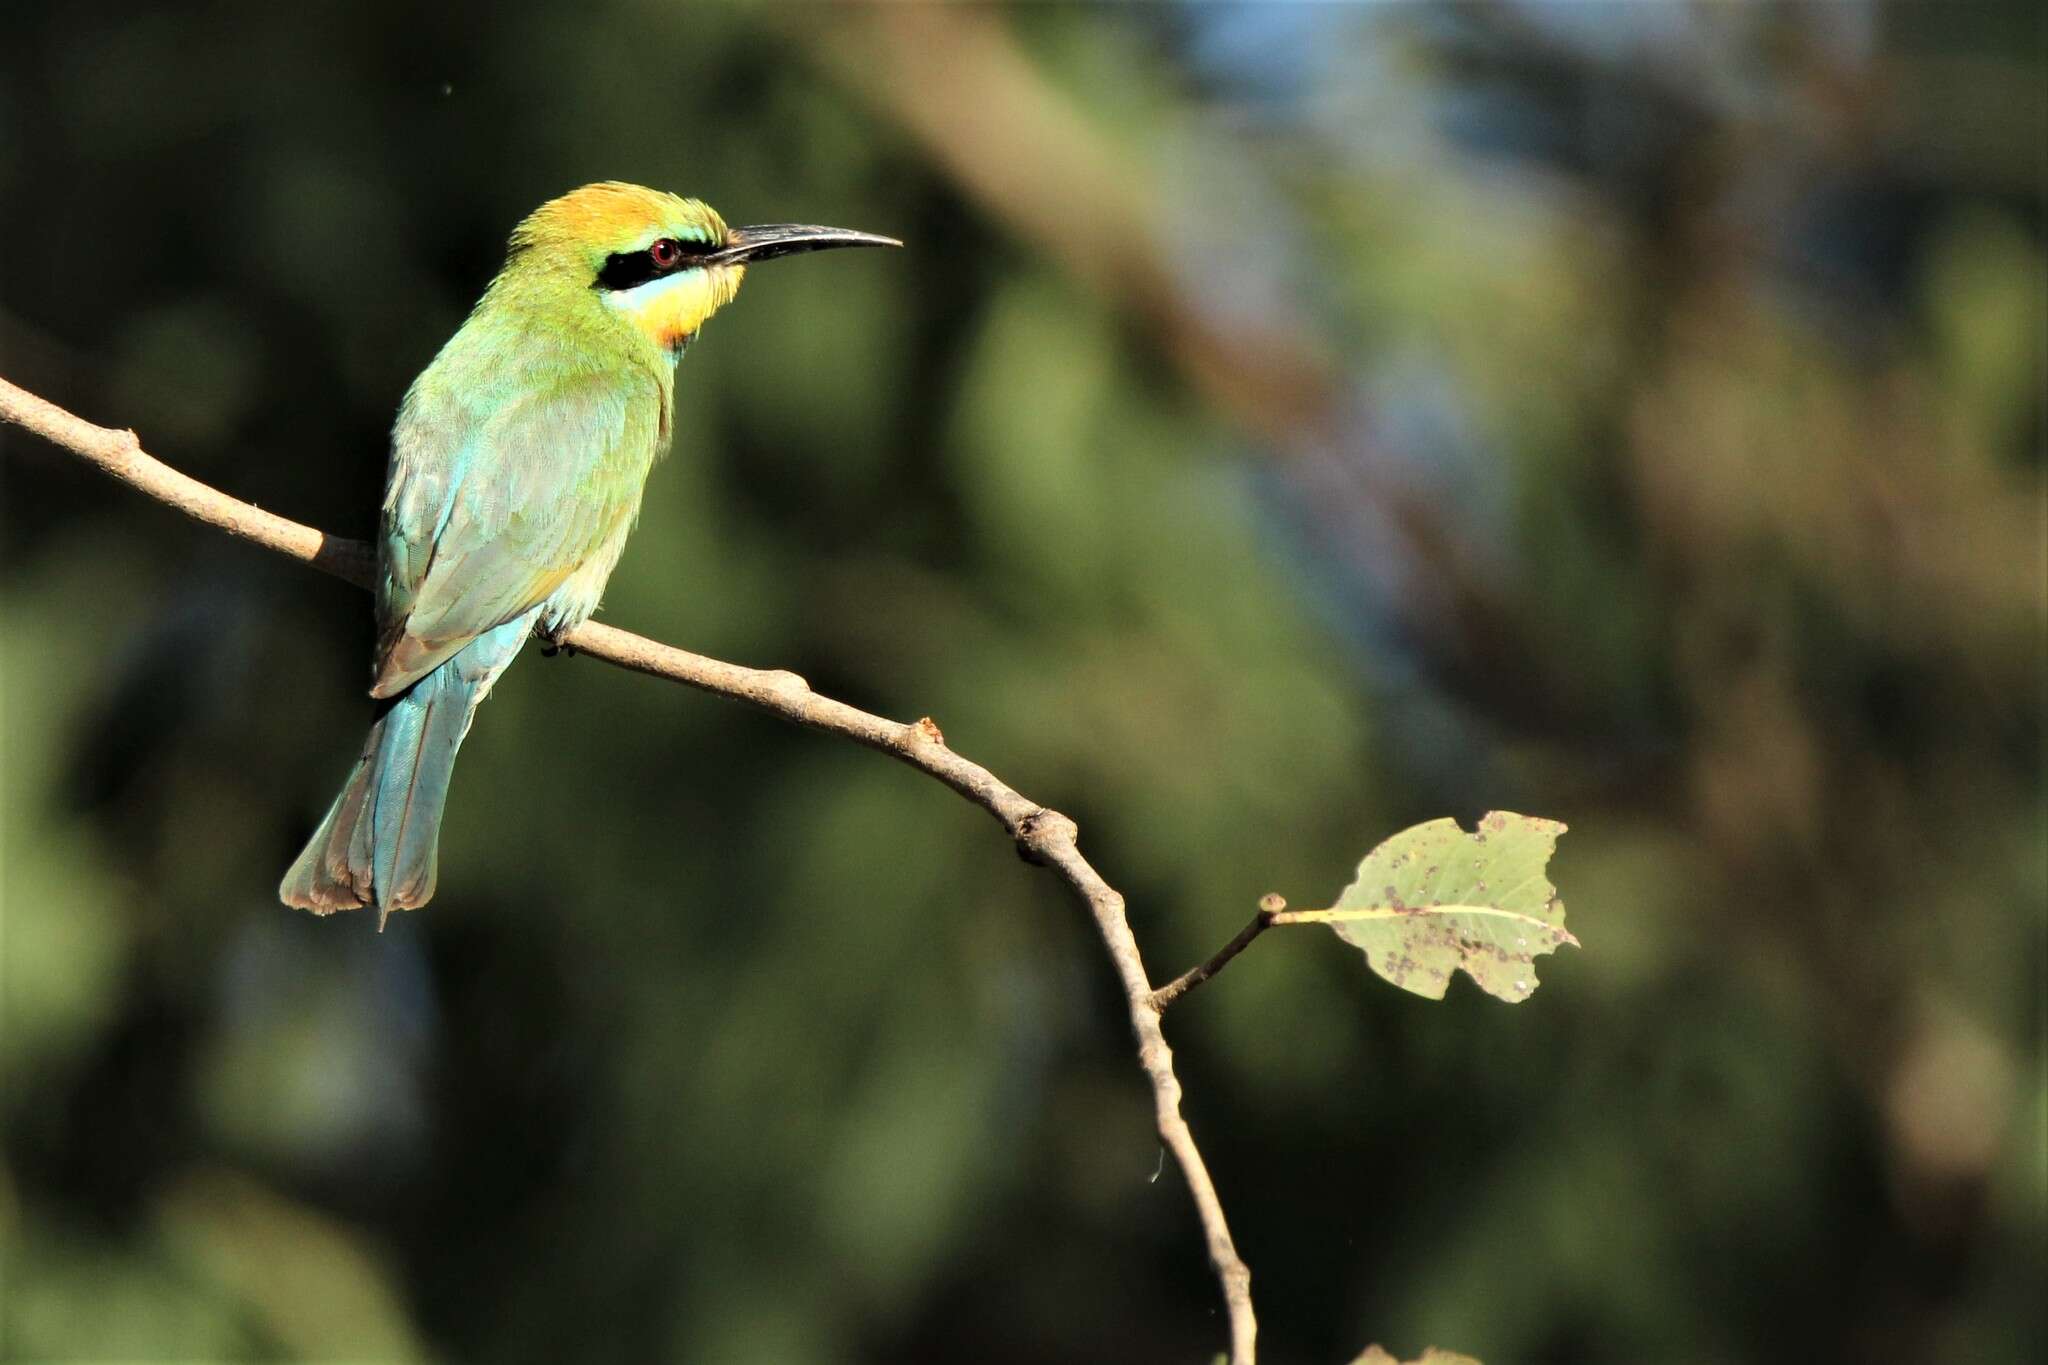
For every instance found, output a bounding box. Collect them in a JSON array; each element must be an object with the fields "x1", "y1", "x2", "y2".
[{"x1": 1271, "y1": 905, "x2": 1578, "y2": 945}]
